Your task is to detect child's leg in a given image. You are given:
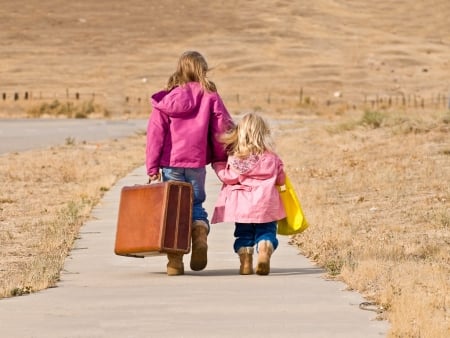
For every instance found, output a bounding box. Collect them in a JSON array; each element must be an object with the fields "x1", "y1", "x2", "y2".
[
  {"x1": 184, "y1": 168, "x2": 208, "y2": 271},
  {"x1": 233, "y1": 222, "x2": 256, "y2": 252},
  {"x1": 234, "y1": 223, "x2": 255, "y2": 275},
  {"x1": 254, "y1": 221, "x2": 278, "y2": 250},
  {"x1": 255, "y1": 221, "x2": 278, "y2": 275},
  {"x1": 161, "y1": 167, "x2": 209, "y2": 271},
  {"x1": 166, "y1": 253, "x2": 184, "y2": 276},
  {"x1": 161, "y1": 168, "x2": 188, "y2": 275}
]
